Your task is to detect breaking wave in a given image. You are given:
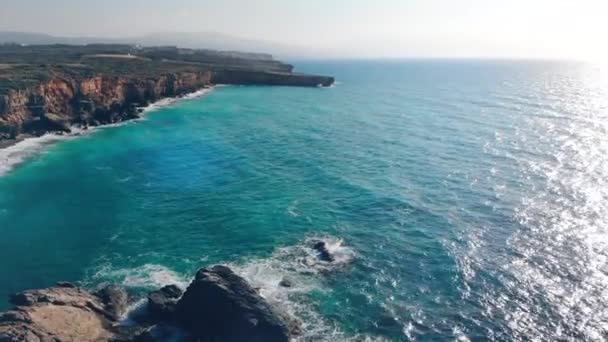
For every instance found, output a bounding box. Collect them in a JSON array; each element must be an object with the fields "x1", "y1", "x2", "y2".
[
  {"x1": 88, "y1": 263, "x2": 190, "y2": 290},
  {"x1": 0, "y1": 126, "x2": 89, "y2": 176}
]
